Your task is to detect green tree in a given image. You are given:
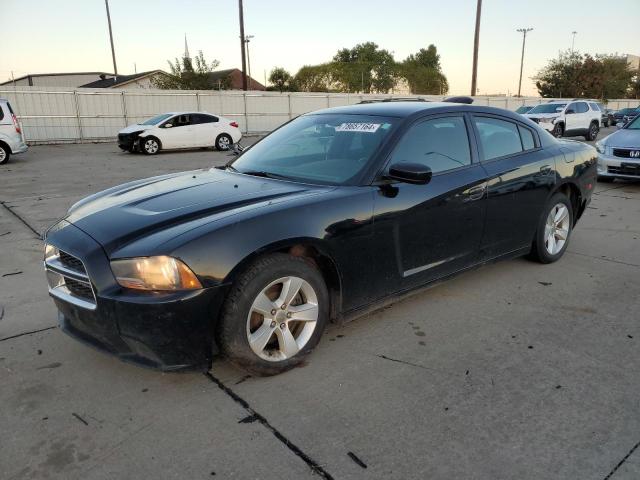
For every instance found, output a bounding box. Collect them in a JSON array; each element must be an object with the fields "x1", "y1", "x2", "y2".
[
  {"x1": 400, "y1": 45, "x2": 449, "y2": 94},
  {"x1": 268, "y1": 67, "x2": 293, "y2": 92},
  {"x1": 331, "y1": 42, "x2": 397, "y2": 93},
  {"x1": 534, "y1": 51, "x2": 634, "y2": 99},
  {"x1": 628, "y1": 71, "x2": 640, "y2": 99},
  {"x1": 153, "y1": 51, "x2": 219, "y2": 90},
  {"x1": 292, "y1": 64, "x2": 335, "y2": 92}
]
